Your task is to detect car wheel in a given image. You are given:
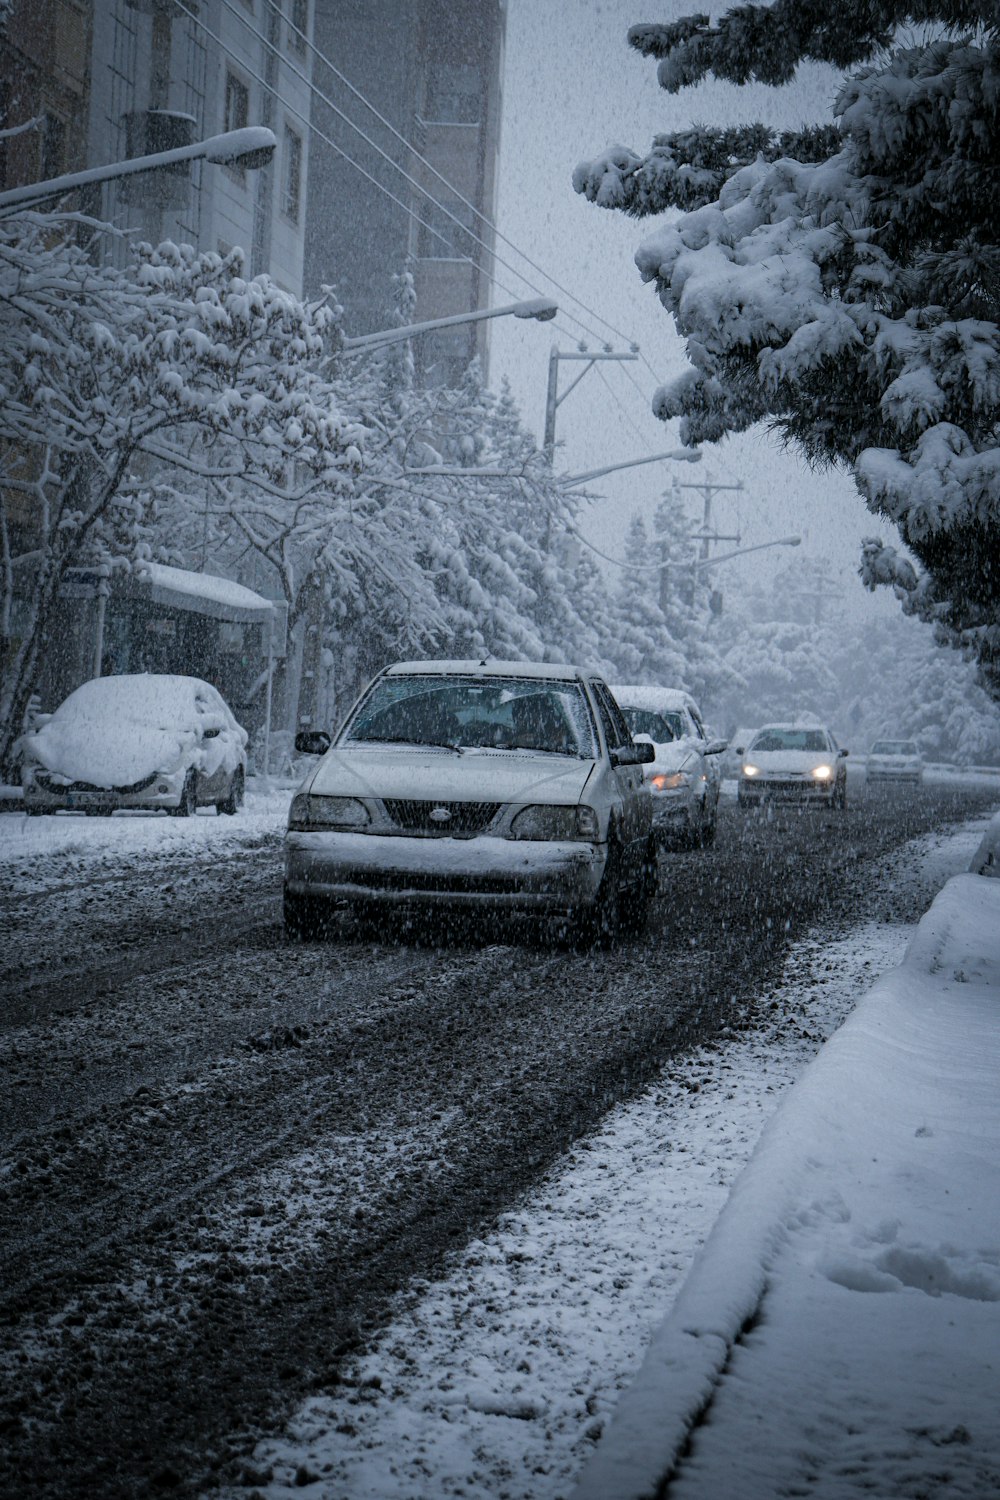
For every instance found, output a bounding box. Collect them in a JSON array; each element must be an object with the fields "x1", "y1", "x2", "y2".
[
  {"x1": 620, "y1": 837, "x2": 657, "y2": 936},
  {"x1": 172, "y1": 770, "x2": 198, "y2": 817},
  {"x1": 572, "y1": 840, "x2": 623, "y2": 948},
  {"x1": 700, "y1": 805, "x2": 718, "y2": 846},
  {"x1": 284, "y1": 887, "x2": 327, "y2": 941},
  {"x1": 217, "y1": 768, "x2": 244, "y2": 816},
  {"x1": 833, "y1": 780, "x2": 847, "y2": 810},
  {"x1": 24, "y1": 806, "x2": 46, "y2": 816}
]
